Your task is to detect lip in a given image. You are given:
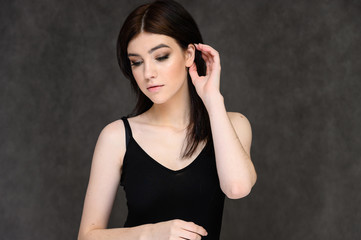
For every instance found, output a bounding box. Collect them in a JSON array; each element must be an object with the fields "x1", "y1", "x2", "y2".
[{"x1": 147, "y1": 84, "x2": 164, "y2": 92}]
